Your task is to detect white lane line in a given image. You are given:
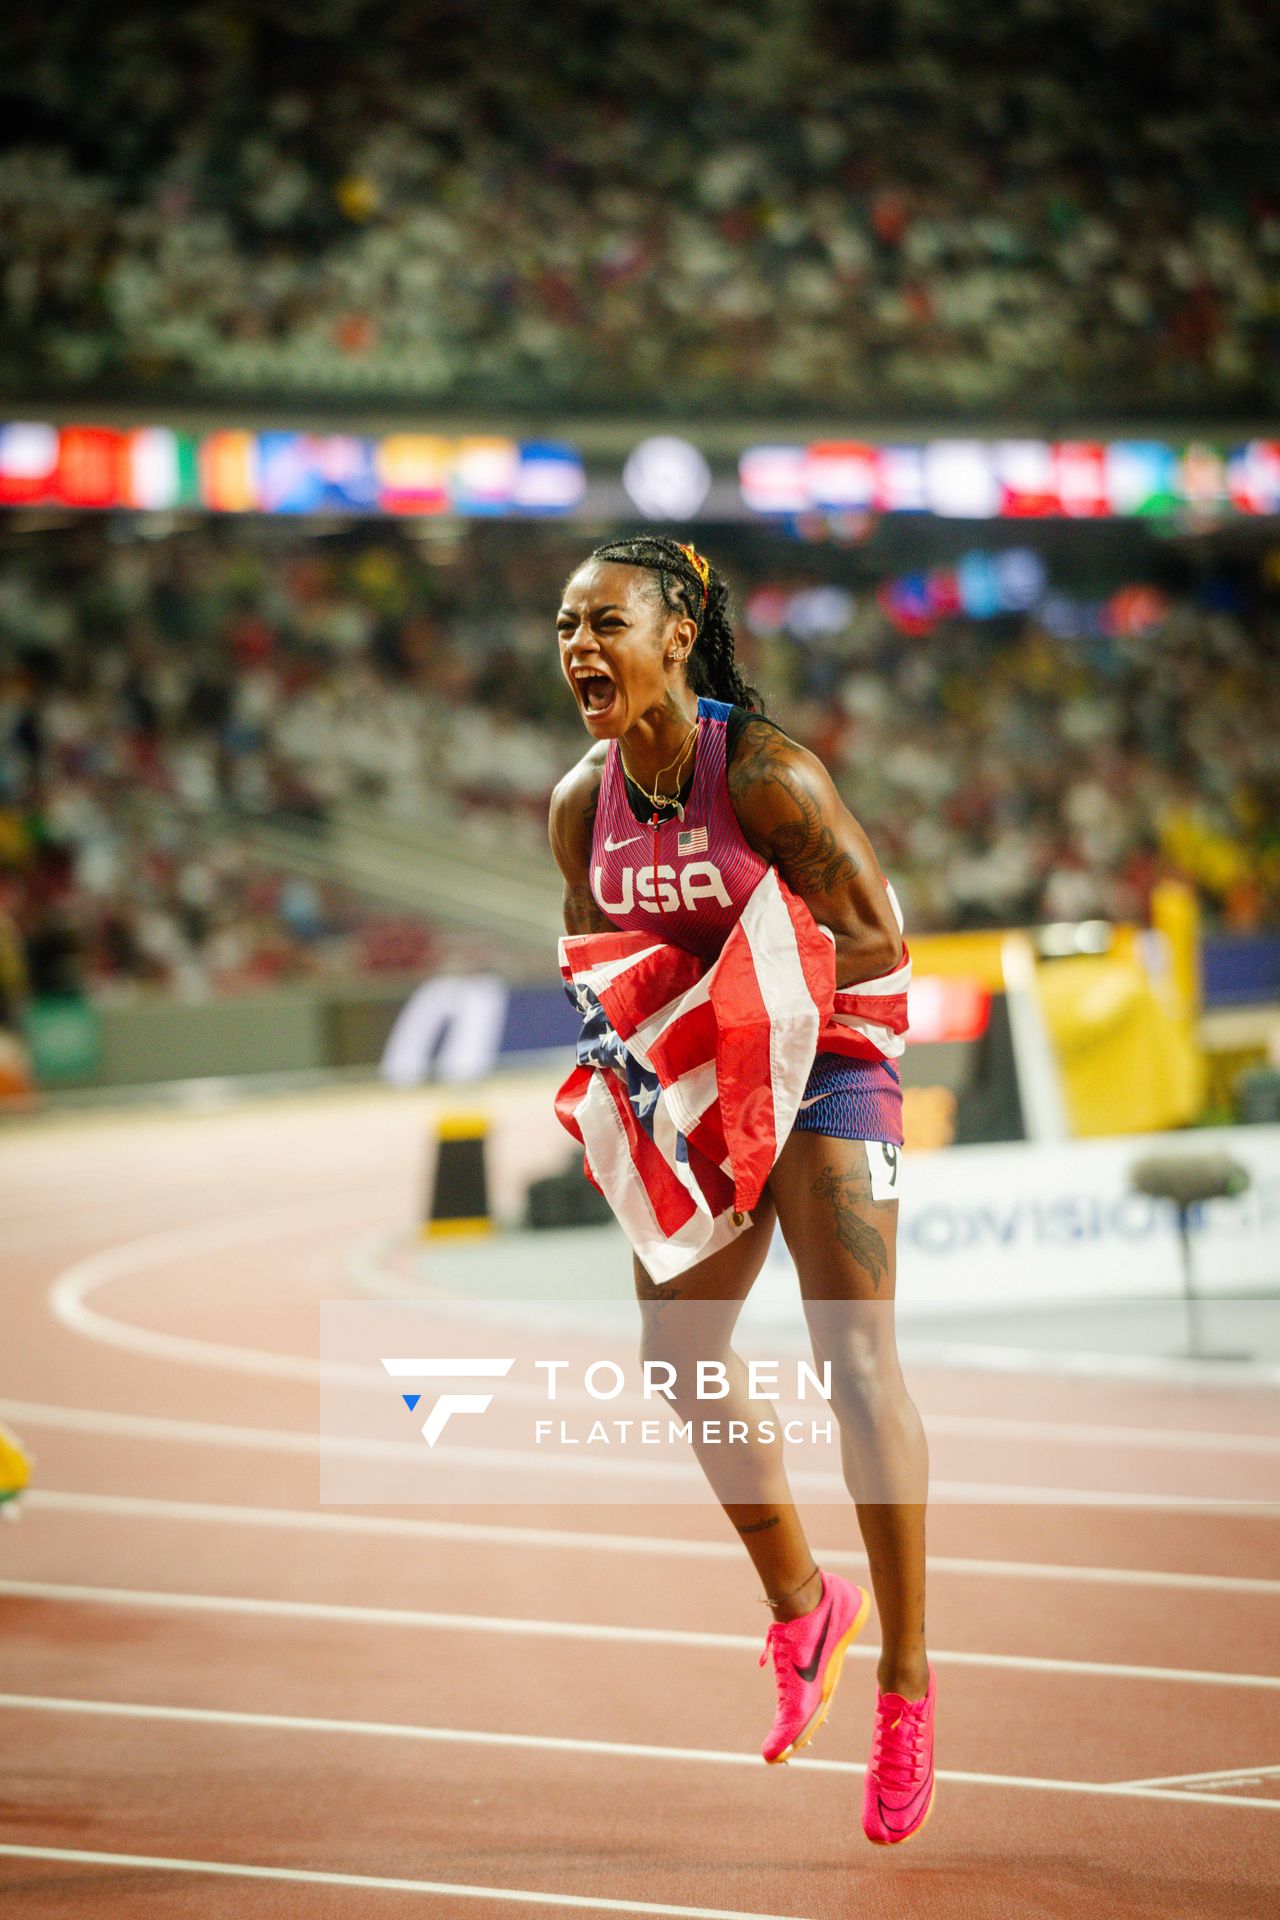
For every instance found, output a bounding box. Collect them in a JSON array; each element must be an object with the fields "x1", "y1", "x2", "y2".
[
  {"x1": 898, "y1": 1336, "x2": 1280, "y2": 1390},
  {"x1": 3, "y1": 1399, "x2": 1269, "y2": 1513},
  {"x1": 0, "y1": 1844, "x2": 801, "y2": 1919},
  {"x1": 0, "y1": 1397, "x2": 377, "y2": 1457},
  {"x1": 5, "y1": 1695, "x2": 1279, "y2": 1814},
  {"x1": 47, "y1": 1200, "x2": 382, "y2": 1385},
  {"x1": 924, "y1": 1413, "x2": 1280, "y2": 1458},
  {"x1": 1119, "y1": 1761, "x2": 1280, "y2": 1790},
  {"x1": 47, "y1": 1213, "x2": 1280, "y2": 1457},
  {"x1": 22, "y1": 1489, "x2": 1280, "y2": 1600},
  {"x1": 4, "y1": 1580, "x2": 1279, "y2": 1691}
]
